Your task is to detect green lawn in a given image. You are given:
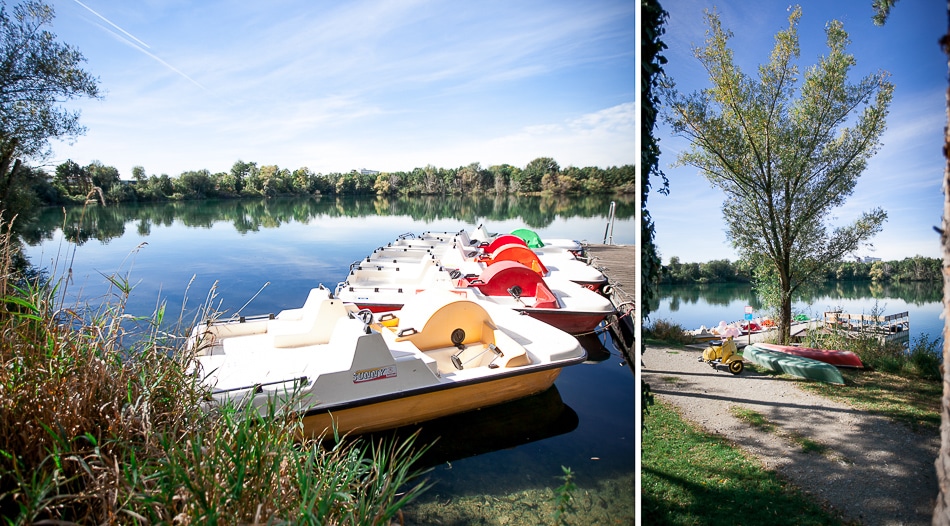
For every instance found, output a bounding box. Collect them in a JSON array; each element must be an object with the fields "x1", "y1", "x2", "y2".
[{"x1": 641, "y1": 400, "x2": 847, "y2": 525}]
